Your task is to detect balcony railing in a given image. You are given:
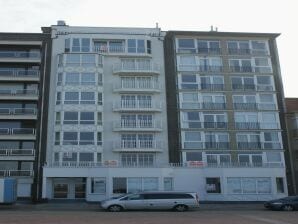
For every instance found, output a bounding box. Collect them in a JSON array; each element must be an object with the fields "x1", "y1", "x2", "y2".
[
  {"x1": 0, "y1": 170, "x2": 33, "y2": 177},
  {"x1": 235, "y1": 122, "x2": 279, "y2": 129},
  {"x1": 0, "y1": 68, "x2": 40, "y2": 77},
  {"x1": 232, "y1": 84, "x2": 256, "y2": 91},
  {"x1": 0, "y1": 108, "x2": 36, "y2": 116},
  {"x1": 0, "y1": 51, "x2": 40, "y2": 59},
  {"x1": 233, "y1": 103, "x2": 277, "y2": 110},
  {"x1": 197, "y1": 47, "x2": 221, "y2": 54},
  {"x1": 114, "y1": 82, "x2": 161, "y2": 91},
  {"x1": 0, "y1": 89, "x2": 38, "y2": 96},
  {"x1": 183, "y1": 142, "x2": 229, "y2": 150},
  {"x1": 0, "y1": 149, "x2": 35, "y2": 156},
  {"x1": 113, "y1": 120, "x2": 162, "y2": 130},
  {"x1": 0, "y1": 128, "x2": 36, "y2": 135},
  {"x1": 114, "y1": 140, "x2": 163, "y2": 150},
  {"x1": 113, "y1": 62, "x2": 160, "y2": 74},
  {"x1": 94, "y1": 45, "x2": 125, "y2": 53},
  {"x1": 181, "y1": 102, "x2": 226, "y2": 110},
  {"x1": 205, "y1": 162, "x2": 283, "y2": 168},
  {"x1": 113, "y1": 101, "x2": 162, "y2": 111},
  {"x1": 200, "y1": 84, "x2": 224, "y2": 91},
  {"x1": 178, "y1": 65, "x2": 223, "y2": 72},
  {"x1": 181, "y1": 121, "x2": 227, "y2": 129},
  {"x1": 228, "y1": 48, "x2": 251, "y2": 55},
  {"x1": 230, "y1": 66, "x2": 272, "y2": 73},
  {"x1": 237, "y1": 142, "x2": 282, "y2": 150}
]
